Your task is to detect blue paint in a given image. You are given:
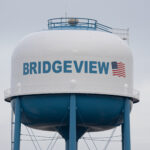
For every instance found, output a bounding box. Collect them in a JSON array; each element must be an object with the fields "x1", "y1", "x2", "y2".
[
  {"x1": 98, "y1": 62, "x2": 109, "y2": 74},
  {"x1": 74, "y1": 61, "x2": 83, "y2": 73},
  {"x1": 121, "y1": 124, "x2": 124, "y2": 150},
  {"x1": 11, "y1": 94, "x2": 132, "y2": 150},
  {"x1": 89, "y1": 61, "x2": 97, "y2": 73},
  {"x1": 30, "y1": 62, "x2": 37, "y2": 74},
  {"x1": 66, "y1": 140, "x2": 69, "y2": 150},
  {"x1": 23, "y1": 60, "x2": 110, "y2": 75},
  {"x1": 14, "y1": 97, "x2": 21, "y2": 150},
  {"x1": 43, "y1": 61, "x2": 51, "y2": 73},
  {"x1": 52, "y1": 60, "x2": 62, "y2": 73},
  {"x1": 123, "y1": 99, "x2": 131, "y2": 150},
  {"x1": 48, "y1": 18, "x2": 113, "y2": 33},
  {"x1": 84, "y1": 61, "x2": 88, "y2": 73},
  {"x1": 64, "y1": 61, "x2": 72, "y2": 73},
  {"x1": 11, "y1": 94, "x2": 129, "y2": 133},
  {"x1": 69, "y1": 94, "x2": 77, "y2": 150},
  {"x1": 38, "y1": 61, "x2": 41, "y2": 74},
  {"x1": 23, "y1": 63, "x2": 29, "y2": 75}
]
